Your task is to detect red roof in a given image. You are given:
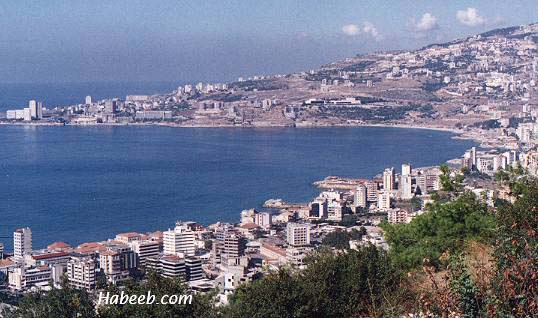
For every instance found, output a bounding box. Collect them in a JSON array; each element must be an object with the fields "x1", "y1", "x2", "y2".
[
  {"x1": 240, "y1": 222, "x2": 259, "y2": 229},
  {"x1": 33, "y1": 251, "x2": 70, "y2": 260},
  {"x1": 47, "y1": 241, "x2": 71, "y2": 250},
  {"x1": 116, "y1": 232, "x2": 141, "y2": 238}
]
